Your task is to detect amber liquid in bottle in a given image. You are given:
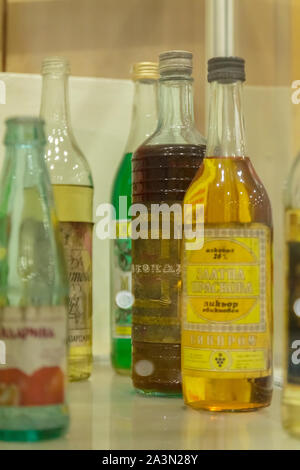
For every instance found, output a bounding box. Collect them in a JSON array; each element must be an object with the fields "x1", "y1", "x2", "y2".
[
  {"x1": 132, "y1": 144, "x2": 205, "y2": 395},
  {"x1": 182, "y1": 156, "x2": 273, "y2": 410}
]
